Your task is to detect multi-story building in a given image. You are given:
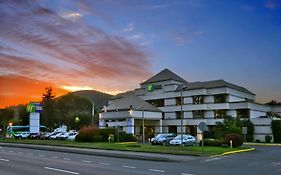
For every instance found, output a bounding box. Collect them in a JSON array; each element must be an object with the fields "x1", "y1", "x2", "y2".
[{"x1": 99, "y1": 69, "x2": 280, "y2": 142}]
